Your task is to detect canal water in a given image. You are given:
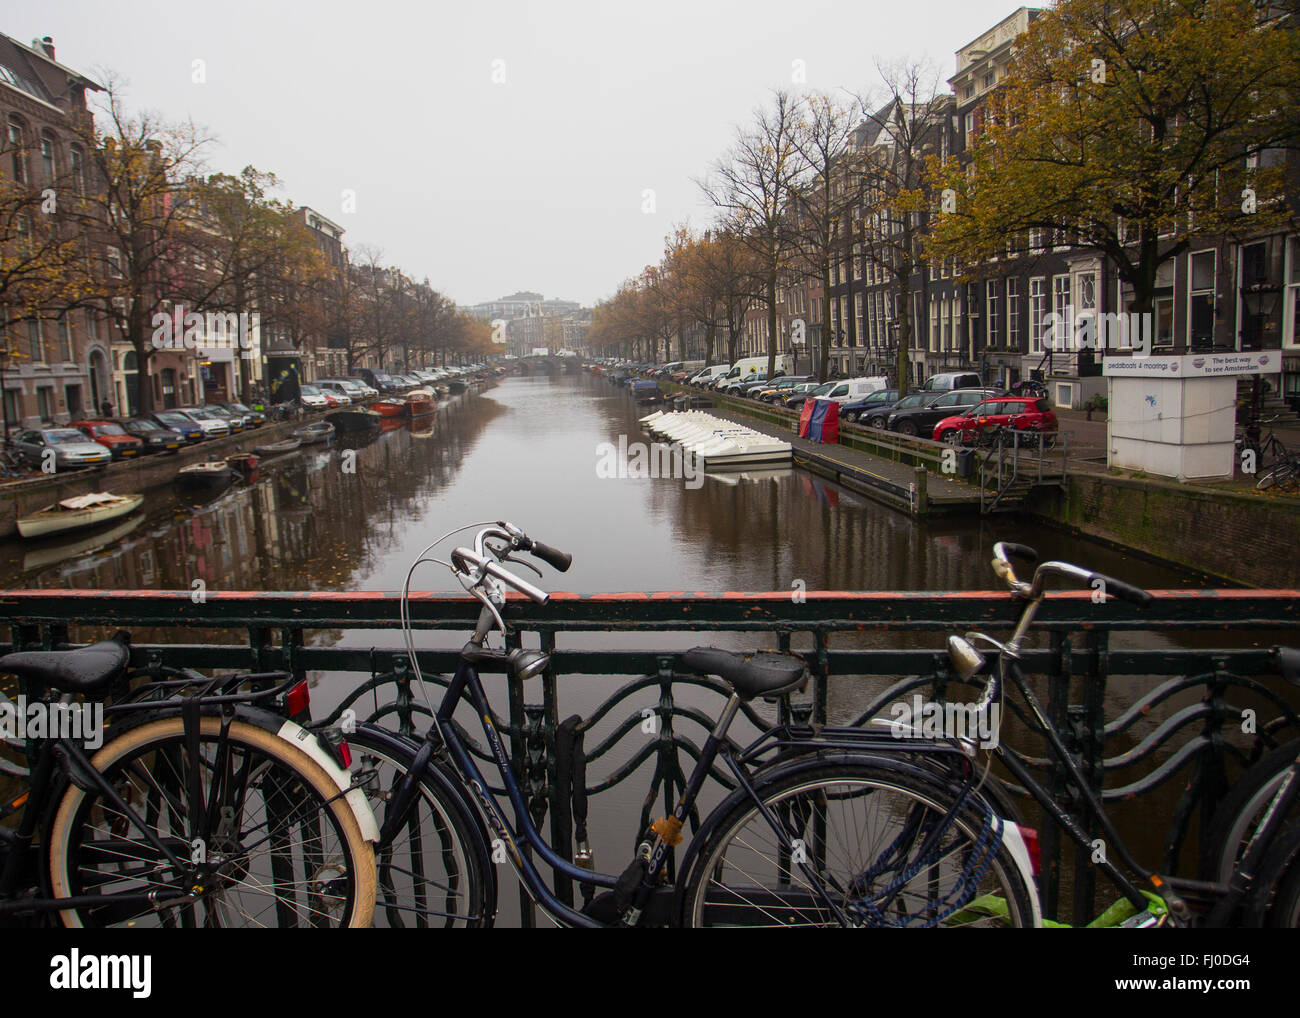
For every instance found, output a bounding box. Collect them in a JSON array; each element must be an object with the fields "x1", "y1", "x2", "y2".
[{"x1": 0, "y1": 374, "x2": 1238, "y2": 924}]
